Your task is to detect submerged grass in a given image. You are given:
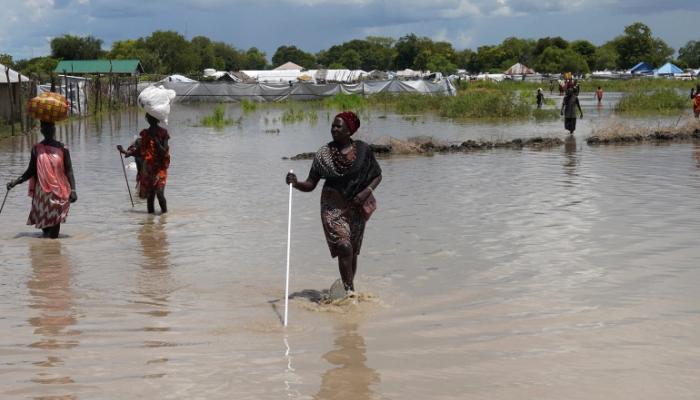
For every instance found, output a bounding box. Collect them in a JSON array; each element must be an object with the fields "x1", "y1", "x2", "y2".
[
  {"x1": 241, "y1": 99, "x2": 258, "y2": 112},
  {"x1": 201, "y1": 104, "x2": 236, "y2": 128},
  {"x1": 615, "y1": 89, "x2": 690, "y2": 114}
]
